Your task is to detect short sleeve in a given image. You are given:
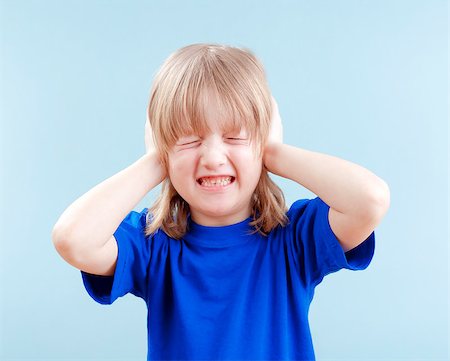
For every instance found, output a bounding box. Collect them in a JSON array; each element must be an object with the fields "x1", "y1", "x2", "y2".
[
  {"x1": 81, "y1": 208, "x2": 151, "y2": 305},
  {"x1": 288, "y1": 197, "x2": 375, "y2": 288}
]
